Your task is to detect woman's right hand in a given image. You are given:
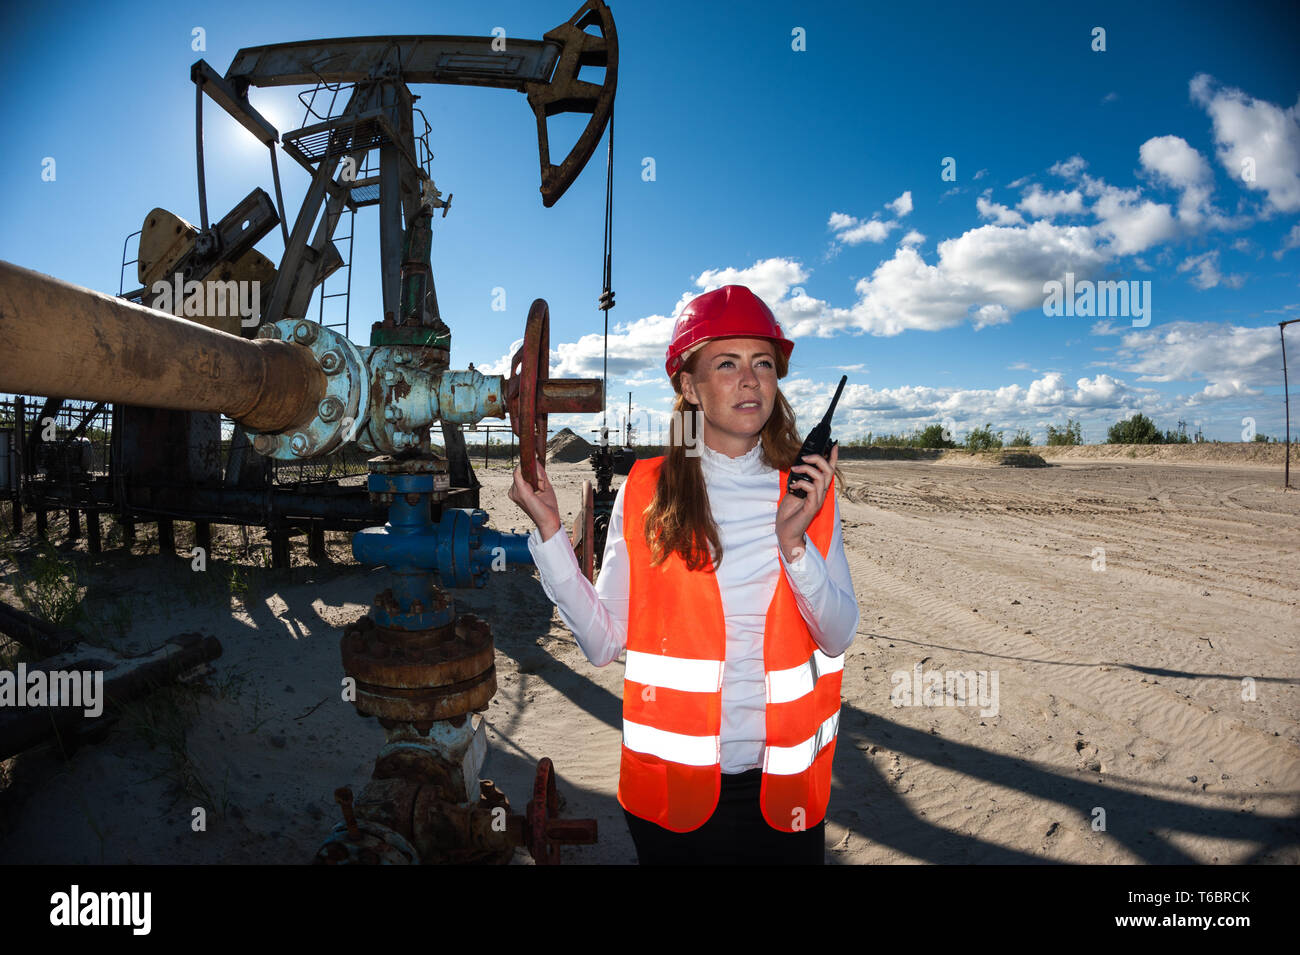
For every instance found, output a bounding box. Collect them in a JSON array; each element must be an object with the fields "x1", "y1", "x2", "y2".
[{"x1": 509, "y1": 459, "x2": 563, "y2": 542}]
